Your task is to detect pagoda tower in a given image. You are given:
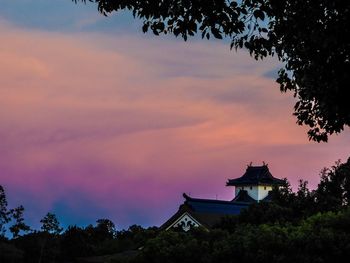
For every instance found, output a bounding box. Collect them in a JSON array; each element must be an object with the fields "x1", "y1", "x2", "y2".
[{"x1": 227, "y1": 164, "x2": 284, "y2": 202}]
